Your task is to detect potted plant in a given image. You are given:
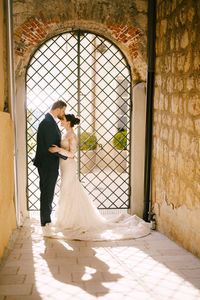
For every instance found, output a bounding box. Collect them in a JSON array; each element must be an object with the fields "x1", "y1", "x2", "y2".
[
  {"x1": 80, "y1": 132, "x2": 98, "y2": 173},
  {"x1": 112, "y1": 129, "x2": 127, "y2": 173}
]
